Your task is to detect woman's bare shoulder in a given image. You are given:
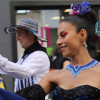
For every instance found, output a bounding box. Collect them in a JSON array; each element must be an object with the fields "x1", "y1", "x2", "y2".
[
  {"x1": 41, "y1": 69, "x2": 64, "y2": 81},
  {"x1": 48, "y1": 69, "x2": 63, "y2": 76}
]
